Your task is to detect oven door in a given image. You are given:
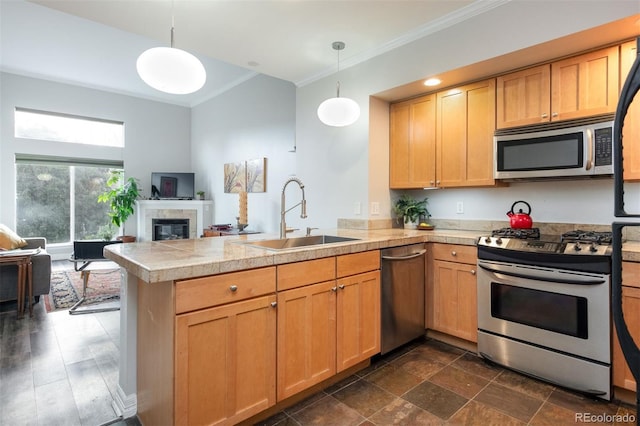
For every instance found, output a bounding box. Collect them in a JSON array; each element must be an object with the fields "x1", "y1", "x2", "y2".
[{"x1": 477, "y1": 259, "x2": 610, "y2": 364}]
